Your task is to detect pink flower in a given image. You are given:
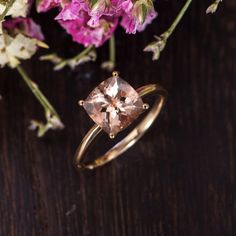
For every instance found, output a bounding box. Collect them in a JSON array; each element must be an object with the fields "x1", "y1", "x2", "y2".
[
  {"x1": 58, "y1": 14, "x2": 118, "y2": 47},
  {"x1": 3, "y1": 18, "x2": 44, "y2": 41},
  {"x1": 87, "y1": 0, "x2": 123, "y2": 27},
  {"x1": 121, "y1": 9, "x2": 157, "y2": 34},
  {"x1": 37, "y1": 0, "x2": 157, "y2": 47},
  {"x1": 121, "y1": 0, "x2": 133, "y2": 13},
  {"x1": 121, "y1": 0, "x2": 157, "y2": 34},
  {"x1": 37, "y1": 0, "x2": 61, "y2": 12},
  {"x1": 137, "y1": 9, "x2": 157, "y2": 32},
  {"x1": 55, "y1": 0, "x2": 88, "y2": 21}
]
